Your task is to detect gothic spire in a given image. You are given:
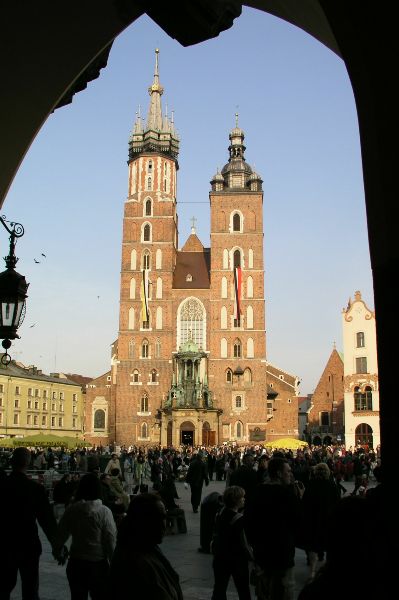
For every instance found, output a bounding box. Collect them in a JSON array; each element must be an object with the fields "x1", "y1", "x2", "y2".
[{"x1": 147, "y1": 48, "x2": 164, "y2": 131}]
